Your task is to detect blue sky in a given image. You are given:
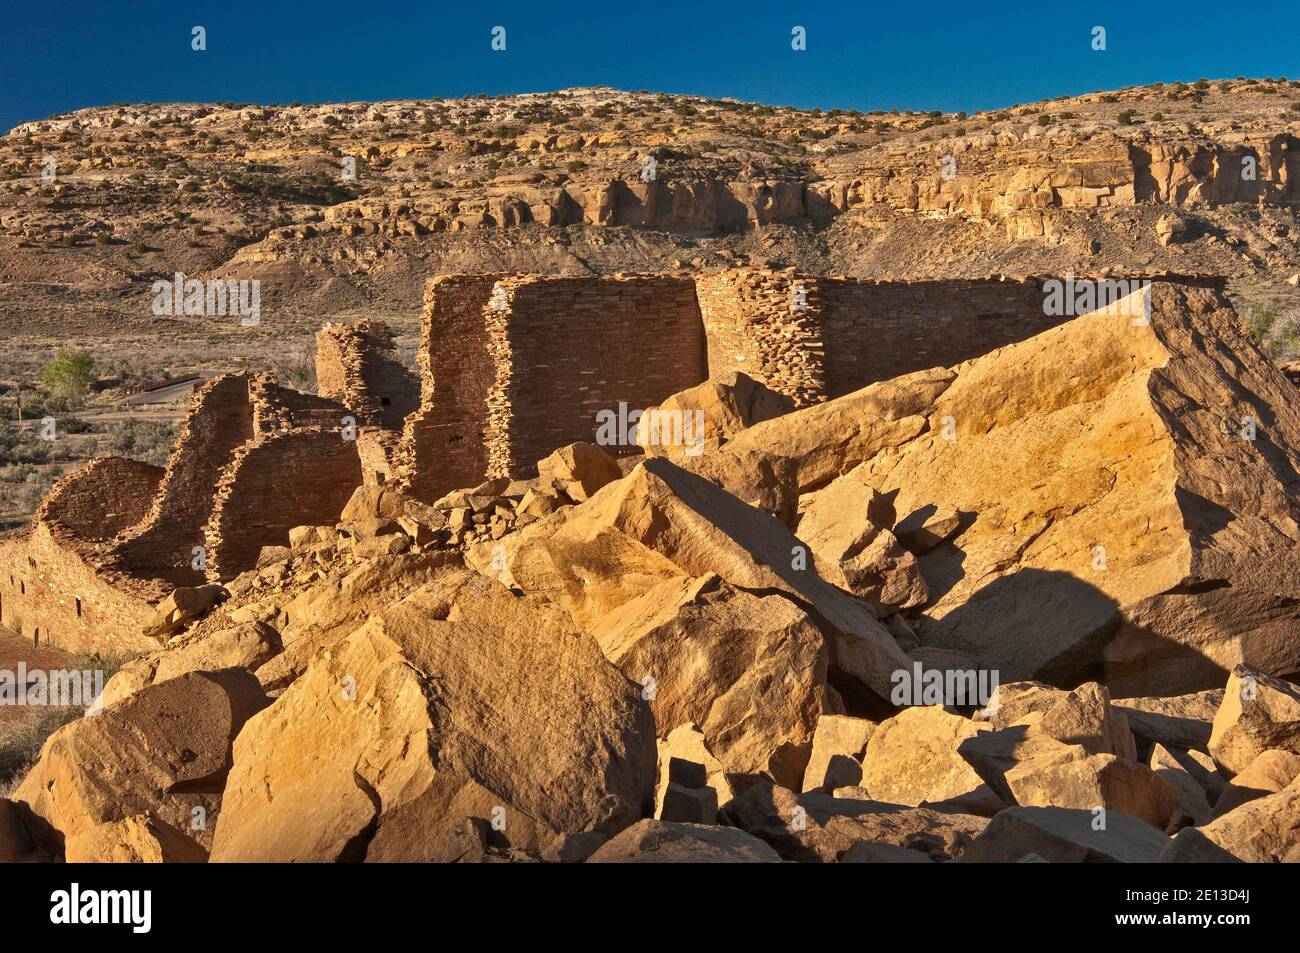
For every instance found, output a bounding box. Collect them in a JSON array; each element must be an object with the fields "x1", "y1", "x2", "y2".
[{"x1": 2, "y1": 1, "x2": 1298, "y2": 132}]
